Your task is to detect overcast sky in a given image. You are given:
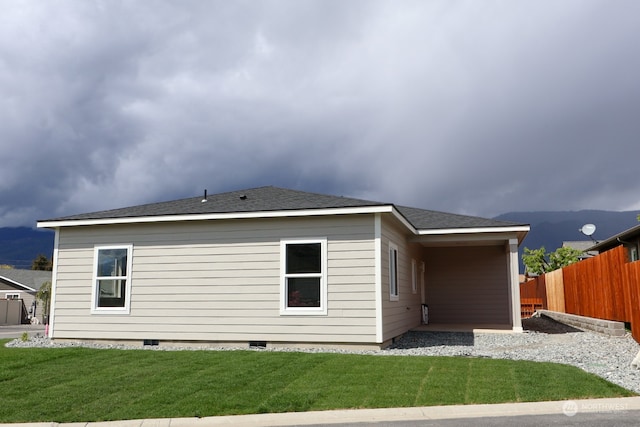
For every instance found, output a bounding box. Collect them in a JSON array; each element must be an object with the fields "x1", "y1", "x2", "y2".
[{"x1": 1, "y1": 0, "x2": 639, "y2": 227}]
